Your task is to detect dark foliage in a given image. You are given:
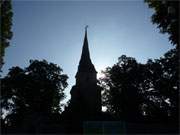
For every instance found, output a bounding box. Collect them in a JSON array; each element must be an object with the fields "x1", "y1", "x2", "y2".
[
  {"x1": 0, "y1": 60, "x2": 68, "y2": 132},
  {"x1": 100, "y1": 48, "x2": 179, "y2": 123},
  {"x1": 145, "y1": 0, "x2": 179, "y2": 46},
  {"x1": 0, "y1": 0, "x2": 13, "y2": 69},
  {"x1": 0, "y1": 1, "x2": 179, "y2": 134},
  {"x1": 100, "y1": 55, "x2": 144, "y2": 121}
]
